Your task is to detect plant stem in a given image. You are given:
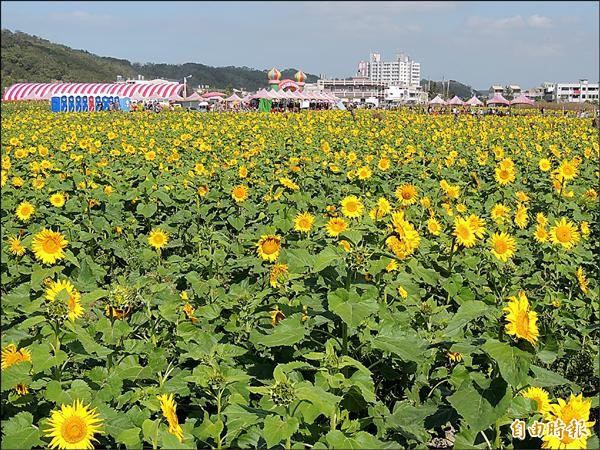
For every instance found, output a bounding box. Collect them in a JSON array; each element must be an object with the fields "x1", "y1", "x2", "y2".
[
  {"x1": 480, "y1": 430, "x2": 492, "y2": 450},
  {"x1": 495, "y1": 420, "x2": 501, "y2": 449}
]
